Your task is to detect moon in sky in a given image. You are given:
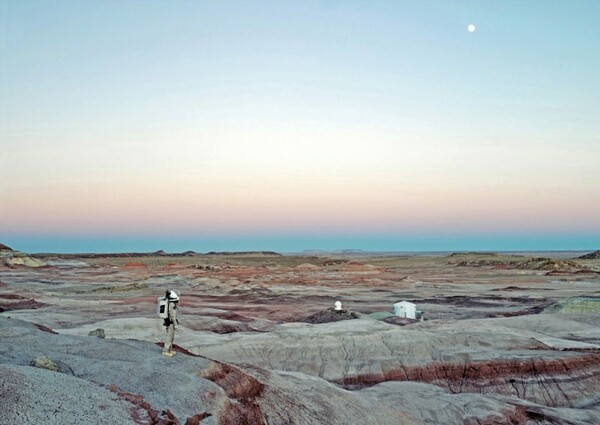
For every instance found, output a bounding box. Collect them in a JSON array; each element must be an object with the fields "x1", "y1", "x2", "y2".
[{"x1": 467, "y1": 24, "x2": 476, "y2": 32}]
